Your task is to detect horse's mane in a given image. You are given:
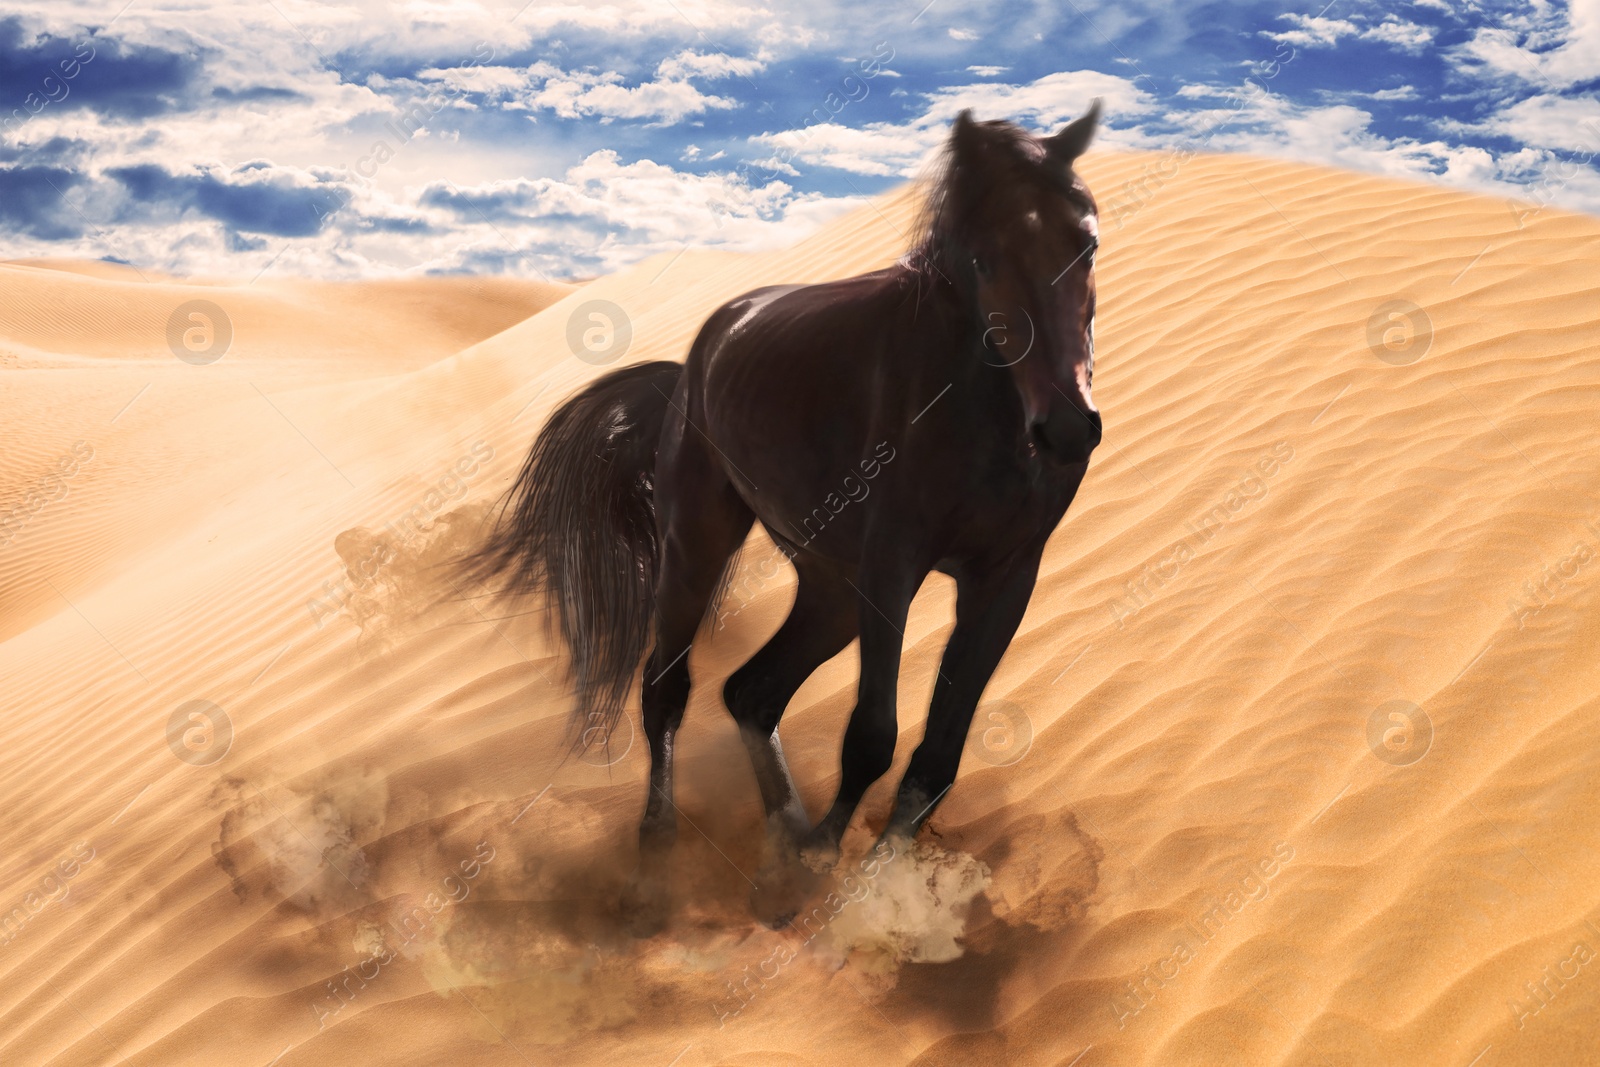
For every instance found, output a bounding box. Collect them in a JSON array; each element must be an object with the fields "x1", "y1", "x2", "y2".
[{"x1": 904, "y1": 117, "x2": 1075, "y2": 297}]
